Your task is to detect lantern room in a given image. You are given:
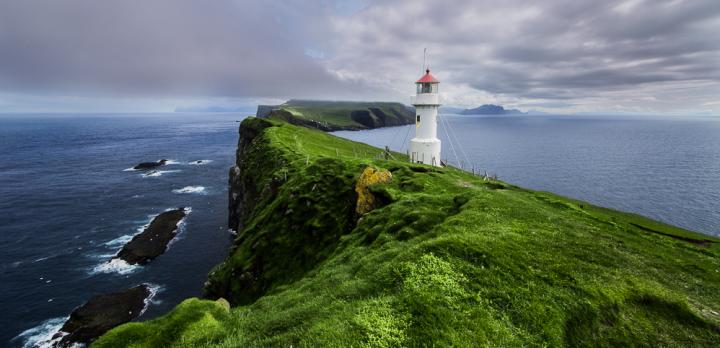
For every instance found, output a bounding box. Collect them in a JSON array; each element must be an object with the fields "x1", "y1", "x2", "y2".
[{"x1": 416, "y1": 69, "x2": 439, "y2": 94}]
